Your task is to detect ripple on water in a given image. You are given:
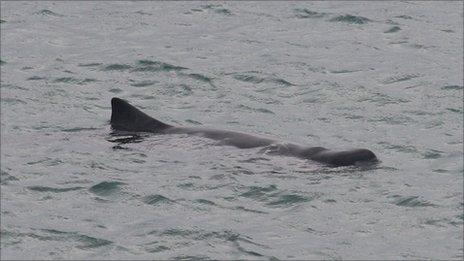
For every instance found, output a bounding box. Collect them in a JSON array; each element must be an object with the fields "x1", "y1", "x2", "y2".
[
  {"x1": 145, "y1": 244, "x2": 170, "y2": 253},
  {"x1": 34, "y1": 9, "x2": 64, "y2": 17},
  {"x1": 239, "y1": 185, "x2": 315, "y2": 208},
  {"x1": 446, "y1": 107, "x2": 463, "y2": 114},
  {"x1": 358, "y1": 92, "x2": 410, "y2": 106},
  {"x1": 1, "y1": 170, "x2": 19, "y2": 185},
  {"x1": 182, "y1": 73, "x2": 215, "y2": 87},
  {"x1": 26, "y1": 76, "x2": 47, "y2": 81},
  {"x1": 101, "y1": 63, "x2": 133, "y2": 71},
  {"x1": 172, "y1": 255, "x2": 212, "y2": 260},
  {"x1": 109, "y1": 88, "x2": 123, "y2": 94},
  {"x1": 78, "y1": 62, "x2": 103, "y2": 67},
  {"x1": 237, "y1": 104, "x2": 274, "y2": 114},
  {"x1": 134, "y1": 10, "x2": 152, "y2": 16},
  {"x1": 37, "y1": 229, "x2": 113, "y2": 250},
  {"x1": 107, "y1": 134, "x2": 146, "y2": 144},
  {"x1": 1, "y1": 229, "x2": 21, "y2": 247},
  {"x1": 390, "y1": 195, "x2": 435, "y2": 207},
  {"x1": 266, "y1": 193, "x2": 312, "y2": 207},
  {"x1": 440, "y1": 29, "x2": 454, "y2": 33},
  {"x1": 176, "y1": 182, "x2": 229, "y2": 191},
  {"x1": 214, "y1": 8, "x2": 232, "y2": 16},
  {"x1": 53, "y1": 77, "x2": 97, "y2": 85},
  {"x1": 61, "y1": 127, "x2": 100, "y2": 133},
  {"x1": 148, "y1": 228, "x2": 264, "y2": 257},
  {"x1": 239, "y1": 185, "x2": 278, "y2": 199},
  {"x1": 421, "y1": 149, "x2": 444, "y2": 159},
  {"x1": 89, "y1": 181, "x2": 125, "y2": 197},
  {"x1": 129, "y1": 80, "x2": 158, "y2": 87},
  {"x1": 441, "y1": 85, "x2": 463, "y2": 91},
  {"x1": 231, "y1": 72, "x2": 294, "y2": 86},
  {"x1": 28, "y1": 186, "x2": 85, "y2": 193},
  {"x1": 329, "y1": 14, "x2": 371, "y2": 24},
  {"x1": 1, "y1": 98, "x2": 27, "y2": 105},
  {"x1": 457, "y1": 213, "x2": 464, "y2": 221},
  {"x1": 329, "y1": 69, "x2": 362, "y2": 74},
  {"x1": 395, "y1": 15, "x2": 413, "y2": 20},
  {"x1": 142, "y1": 194, "x2": 174, "y2": 205},
  {"x1": 423, "y1": 218, "x2": 451, "y2": 228},
  {"x1": 132, "y1": 59, "x2": 187, "y2": 72},
  {"x1": 369, "y1": 115, "x2": 415, "y2": 125},
  {"x1": 233, "y1": 74, "x2": 264, "y2": 84},
  {"x1": 201, "y1": 4, "x2": 233, "y2": 16},
  {"x1": 337, "y1": 113, "x2": 364, "y2": 120},
  {"x1": 159, "y1": 83, "x2": 194, "y2": 96},
  {"x1": 381, "y1": 74, "x2": 420, "y2": 84},
  {"x1": 384, "y1": 26, "x2": 401, "y2": 33},
  {"x1": 378, "y1": 142, "x2": 419, "y2": 154},
  {"x1": 194, "y1": 199, "x2": 217, "y2": 206},
  {"x1": 403, "y1": 110, "x2": 440, "y2": 116},
  {"x1": 27, "y1": 157, "x2": 63, "y2": 167},
  {"x1": 294, "y1": 9, "x2": 327, "y2": 19},
  {"x1": 234, "y1": 206, "x2": 268, "y2": 214},
  {"x1": 185, "y1": 119, "x2": 202, "y2": 125}
]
